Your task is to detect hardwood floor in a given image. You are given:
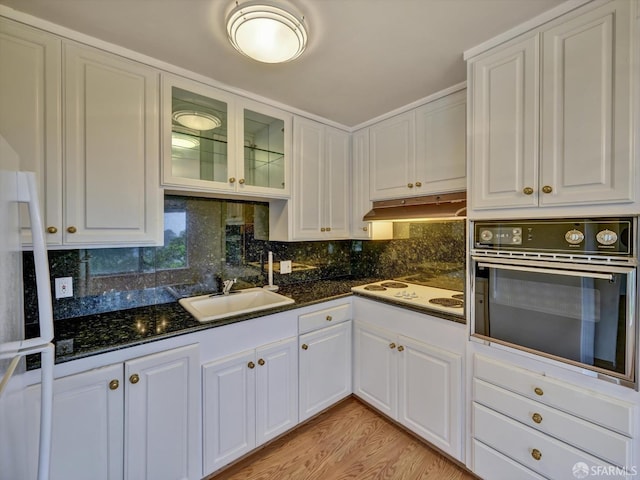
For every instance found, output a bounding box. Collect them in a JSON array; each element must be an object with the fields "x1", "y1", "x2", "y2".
[{"x1": 209, "y1": 397, "x2": 477, "y2": 480}]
